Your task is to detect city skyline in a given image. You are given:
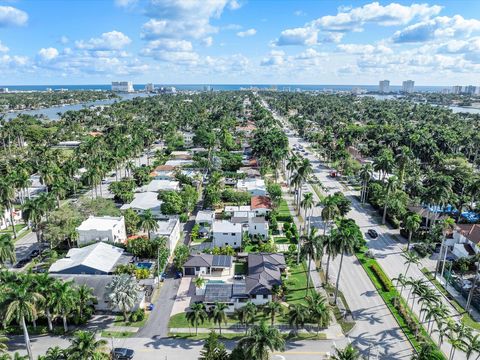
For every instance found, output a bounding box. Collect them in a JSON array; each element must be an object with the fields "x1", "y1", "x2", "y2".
[{"x1": 1, "y1": 0, "x2": 480, "y2": 85}]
